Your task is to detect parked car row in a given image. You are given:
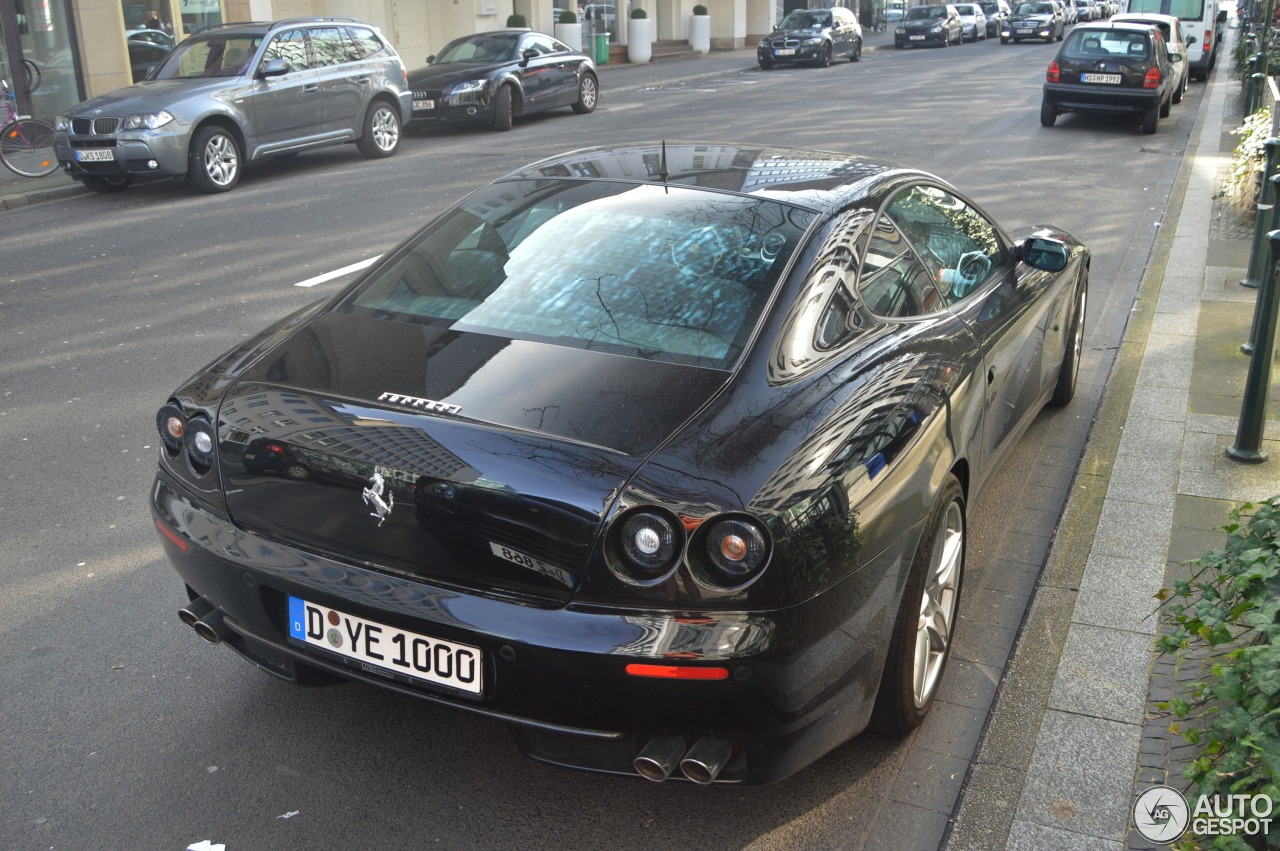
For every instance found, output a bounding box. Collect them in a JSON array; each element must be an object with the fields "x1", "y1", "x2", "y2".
[{"x1": 51, "y1": 20, "x2": 599, "y2": 195}]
